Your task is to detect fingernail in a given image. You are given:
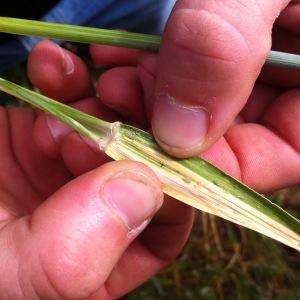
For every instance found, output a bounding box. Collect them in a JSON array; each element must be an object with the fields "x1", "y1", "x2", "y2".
[
  {"x1": 79, "y1": 133, "x2": 112, "y2": 163},
  {"x1": 56, "y1": 44, "x2": 74, "y2": 75},
  {"x1": 152, "y1": 93, "x2": 209, "y2": 152},
  {"x1": 46, "y1": 114, "x2": 73, "y2": 145},
  {"x1": 100, "y1": 102, "x2": 130, "y2": 117},
  {"x1": 80, "y1": 133, "x2": 101, "y2": 152},
  {"x1": 103, "y1": 171, "x2": 163, "y2": 230},
  {"x1": 63, "y1": 53, "x2": 74, "y2": 74}
]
